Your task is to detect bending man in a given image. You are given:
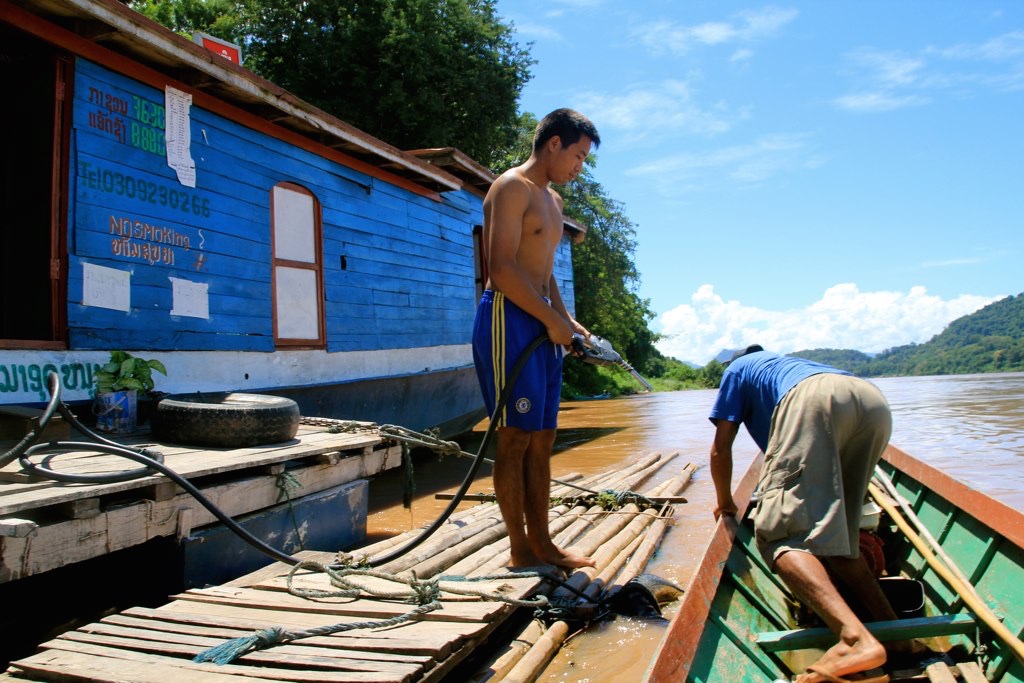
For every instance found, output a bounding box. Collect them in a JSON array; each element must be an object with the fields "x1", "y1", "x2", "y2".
[{"x1": 710, "y1": 345, "x2": 900, "y2": 683}]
